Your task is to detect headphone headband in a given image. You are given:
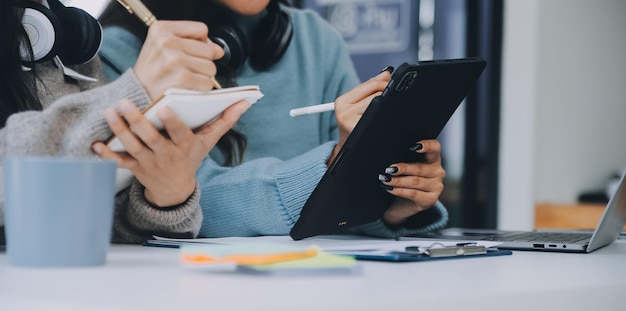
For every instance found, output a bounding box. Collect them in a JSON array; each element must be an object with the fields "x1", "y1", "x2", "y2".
[{"x1": 203, "y1": 0, "x2": 293, "y2": 72}]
